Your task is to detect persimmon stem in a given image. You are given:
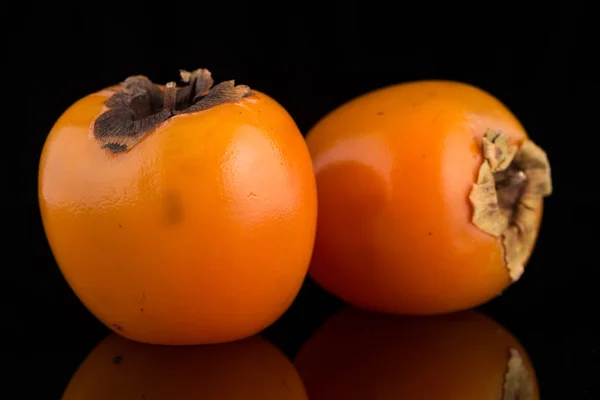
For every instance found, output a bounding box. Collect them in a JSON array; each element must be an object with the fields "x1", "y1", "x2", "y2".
[
  {"x1": 164, "y1": 82, "x2": 177, "y2": 112},
  {"x1": 469, "y1": 130, "x2": 552, "y2": 282},
  {"x1": 494, "y1": 168, "x2": 528, "y2": 210},
  {"x1": 93, "y1": 68, "x2": 253, "y2": 153}
]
